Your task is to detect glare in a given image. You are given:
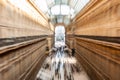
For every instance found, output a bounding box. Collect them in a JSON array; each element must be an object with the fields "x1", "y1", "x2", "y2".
[
  {"x1": 33, "y1": 0, "x2": 48, "y2": 12},
  {"x1": 55, "y1": 26, "x2": 65, "y2": 33},
  {"x1": 75, "y1": 0, "x2": 90, "y2": 13},
  {"x1": 61, "y1": 5, "x2": 70, "y2": 15},
  {"x1": 8, "y1": 0, "x2": 47, "y2": 26},
  {"x1": 70, "y1": 8, "x2": 75, "y2": 15},
  {"x1": 8, "y1": 0, "x2": 29, "y2": 12},
  {"x1": 55, "y1": 26, "x2": 65, "y2": 42},
  {"x1": 51, "y1": 5, "x2": 74, "y2": 15},
  {"x1": 8, "y1": 0, "x2": 90, "y2": 25},
  {"x1": 51, "y1": 5, "x2": 60, "y2": 15}
]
